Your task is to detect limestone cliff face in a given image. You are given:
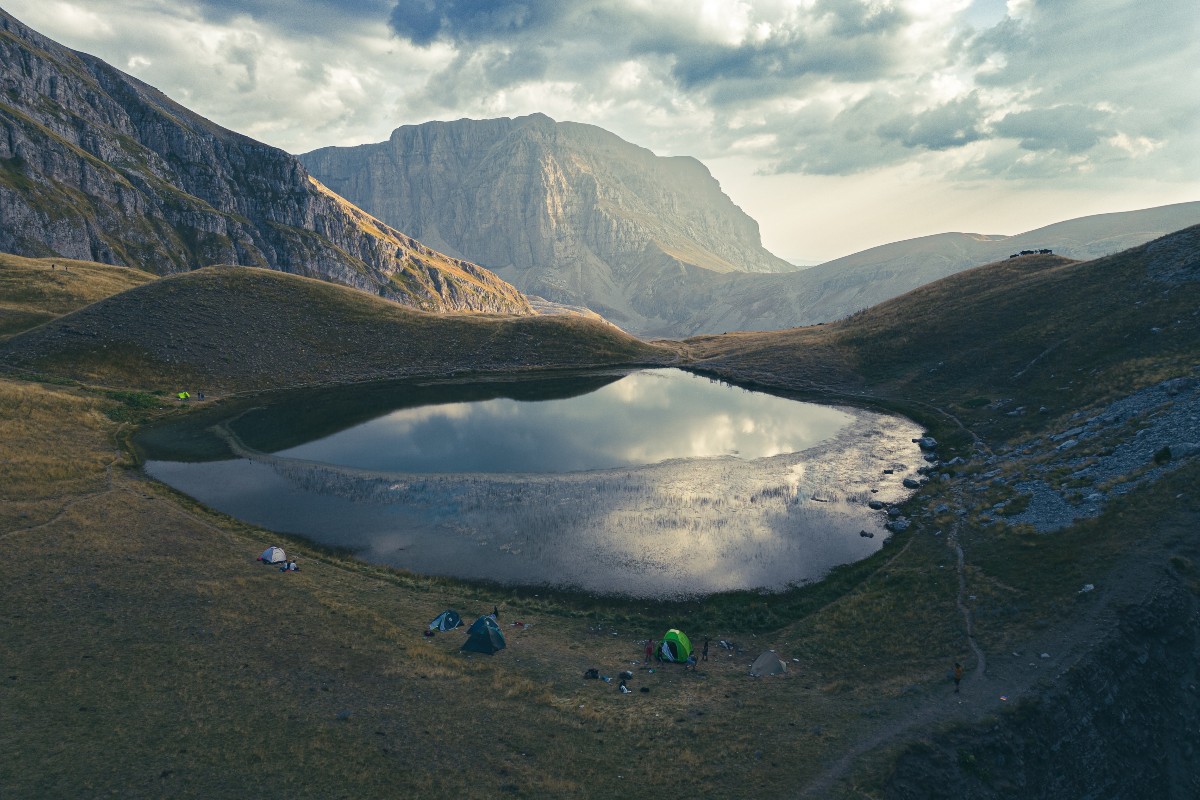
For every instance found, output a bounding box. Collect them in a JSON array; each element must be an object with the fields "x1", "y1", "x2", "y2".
[
  {"x1": 301, "y1": 114, "x2": 795, "y2": 334},
  {"x1": 0, "y1": 10, "x2": 531, "y2": 315}
]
